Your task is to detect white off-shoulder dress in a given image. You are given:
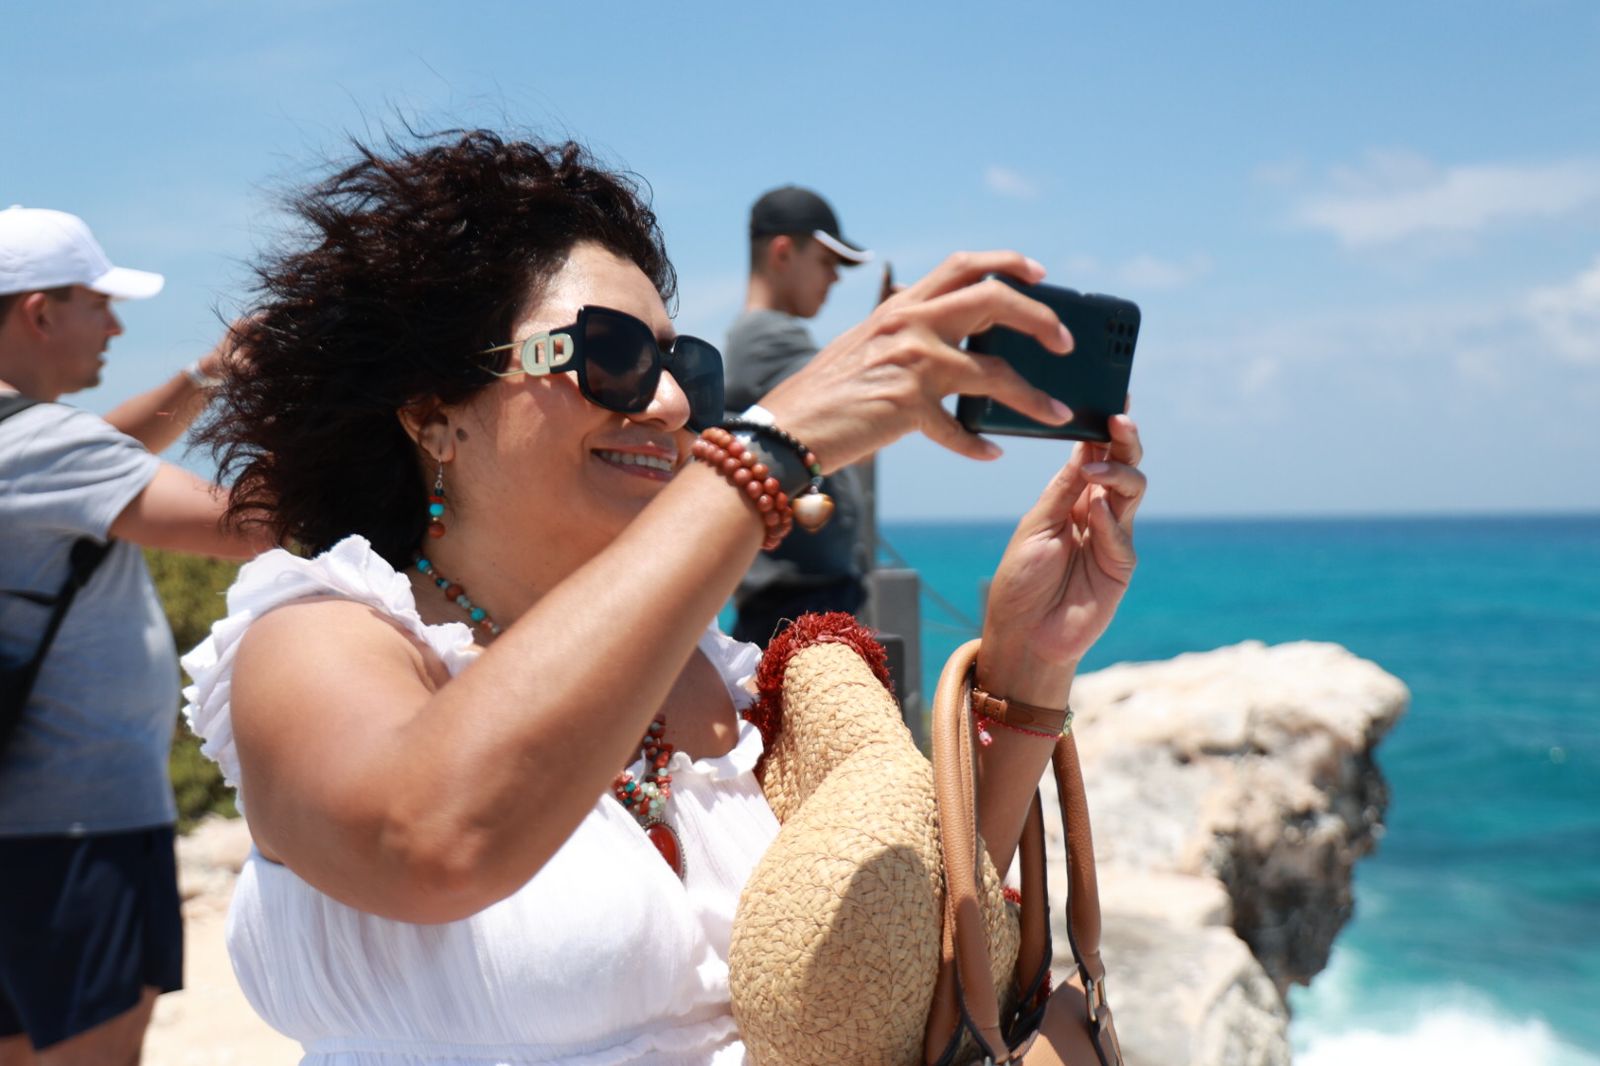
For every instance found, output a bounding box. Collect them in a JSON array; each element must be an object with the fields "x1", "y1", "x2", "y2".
[{"x1": 182, "y1": 535, "x2": 780, "y2": 1066}]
